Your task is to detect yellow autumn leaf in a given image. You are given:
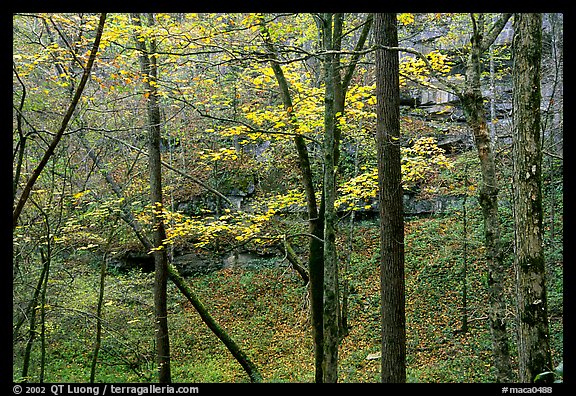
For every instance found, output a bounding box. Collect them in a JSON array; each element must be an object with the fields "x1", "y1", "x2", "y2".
[{"x1": 398, "y1": 13, "x2": 415, "y2": 25}]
